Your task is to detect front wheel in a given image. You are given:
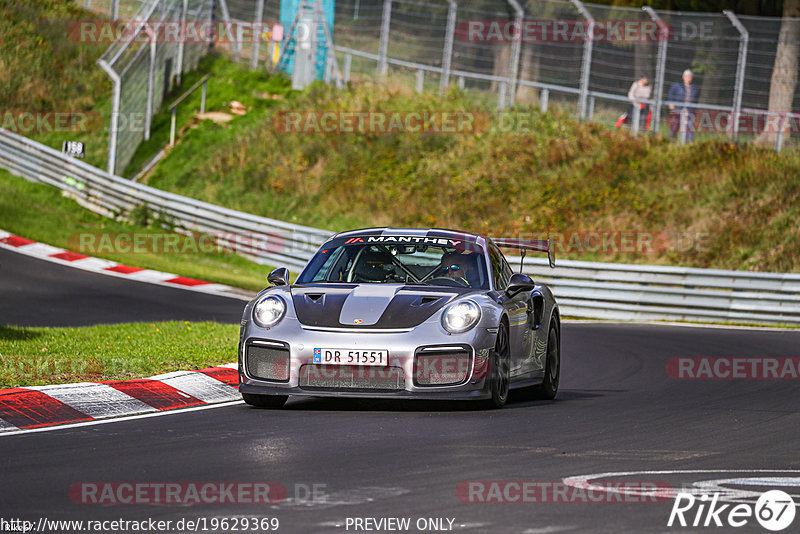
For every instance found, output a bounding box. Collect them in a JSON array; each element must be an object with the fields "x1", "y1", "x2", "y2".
[
  {"x1": 482, "y1": 323, "x2": 510, "y2": 409},
  {"x1": 535, "y1": 325, "x2": 560, "y2": 400},
  {"x1": 242, "y1": 393, "x2": 288, "y2": 408}
]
